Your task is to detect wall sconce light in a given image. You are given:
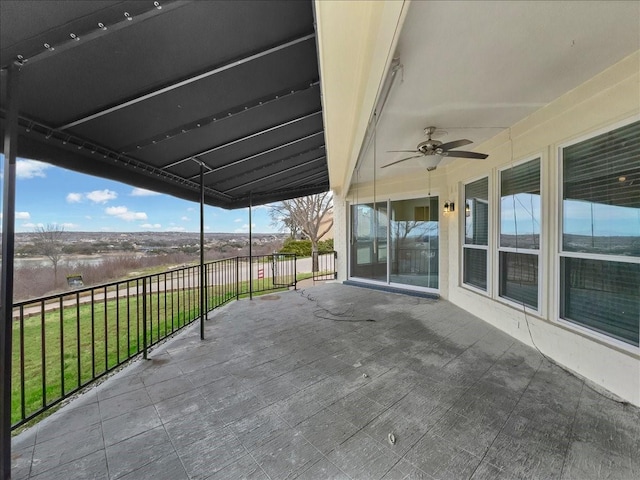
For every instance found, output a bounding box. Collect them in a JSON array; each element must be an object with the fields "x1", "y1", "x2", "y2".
[
  {"x1": 443, "y1": 201, "x2": 455, "y2": 213},
  {"x1": 465, "y1": 202, "x2": 471, "y2": 217}
]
